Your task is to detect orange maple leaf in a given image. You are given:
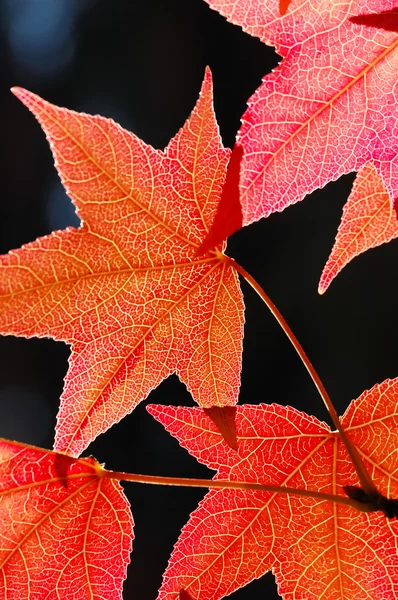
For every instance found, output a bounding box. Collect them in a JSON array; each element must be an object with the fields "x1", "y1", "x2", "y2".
[
  {"x1": 149, "y1": 377, "x2": 398, "y2": 599},
  {"x1": 0, "y1": 440, "x2": 133, "y2": 599},
  {"x1": 0, "y1": 69, "x2": 244, "y2": 457}
]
